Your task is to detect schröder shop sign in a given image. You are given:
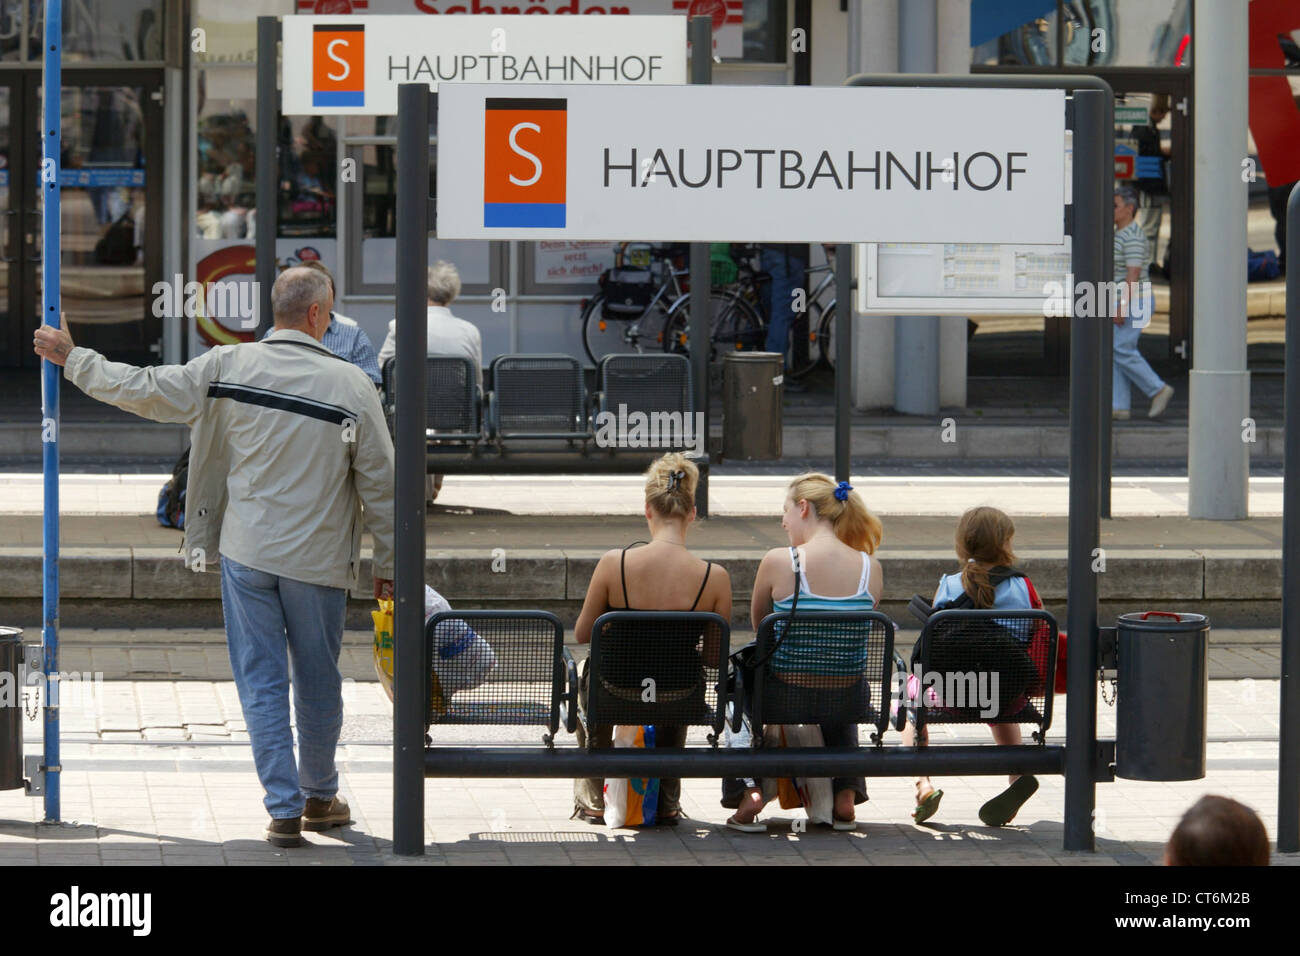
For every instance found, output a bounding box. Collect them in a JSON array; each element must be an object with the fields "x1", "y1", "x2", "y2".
[
  {"x1": 282, "y1": 15, "x2": 686, "y2": 116},
  {"x1": 437, "y1": 85, "x2": 1067, "y2": 244}
]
